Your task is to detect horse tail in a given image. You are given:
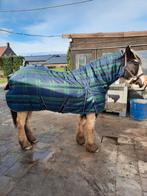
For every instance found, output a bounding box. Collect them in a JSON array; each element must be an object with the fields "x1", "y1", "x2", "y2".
[{"x1": 10, "y1": 110, "x2": 17, "y2": 127}]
